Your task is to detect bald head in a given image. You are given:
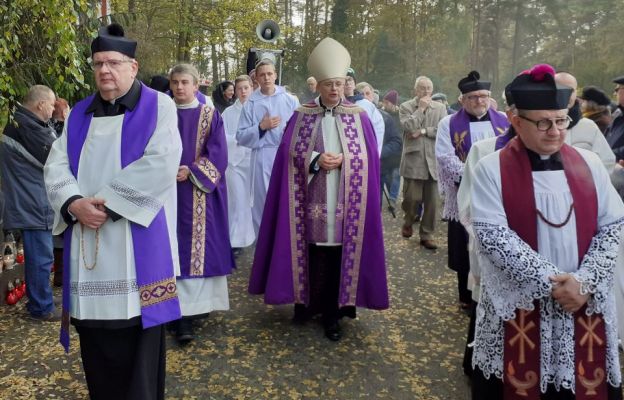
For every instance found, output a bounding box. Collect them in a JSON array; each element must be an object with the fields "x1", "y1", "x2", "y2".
[
  {"x1": 22, "y1": 85, "x2": 56, "y2": 122},
  {"x1": 555, "y1": 72, "x2": 577, "y2": 107}
]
